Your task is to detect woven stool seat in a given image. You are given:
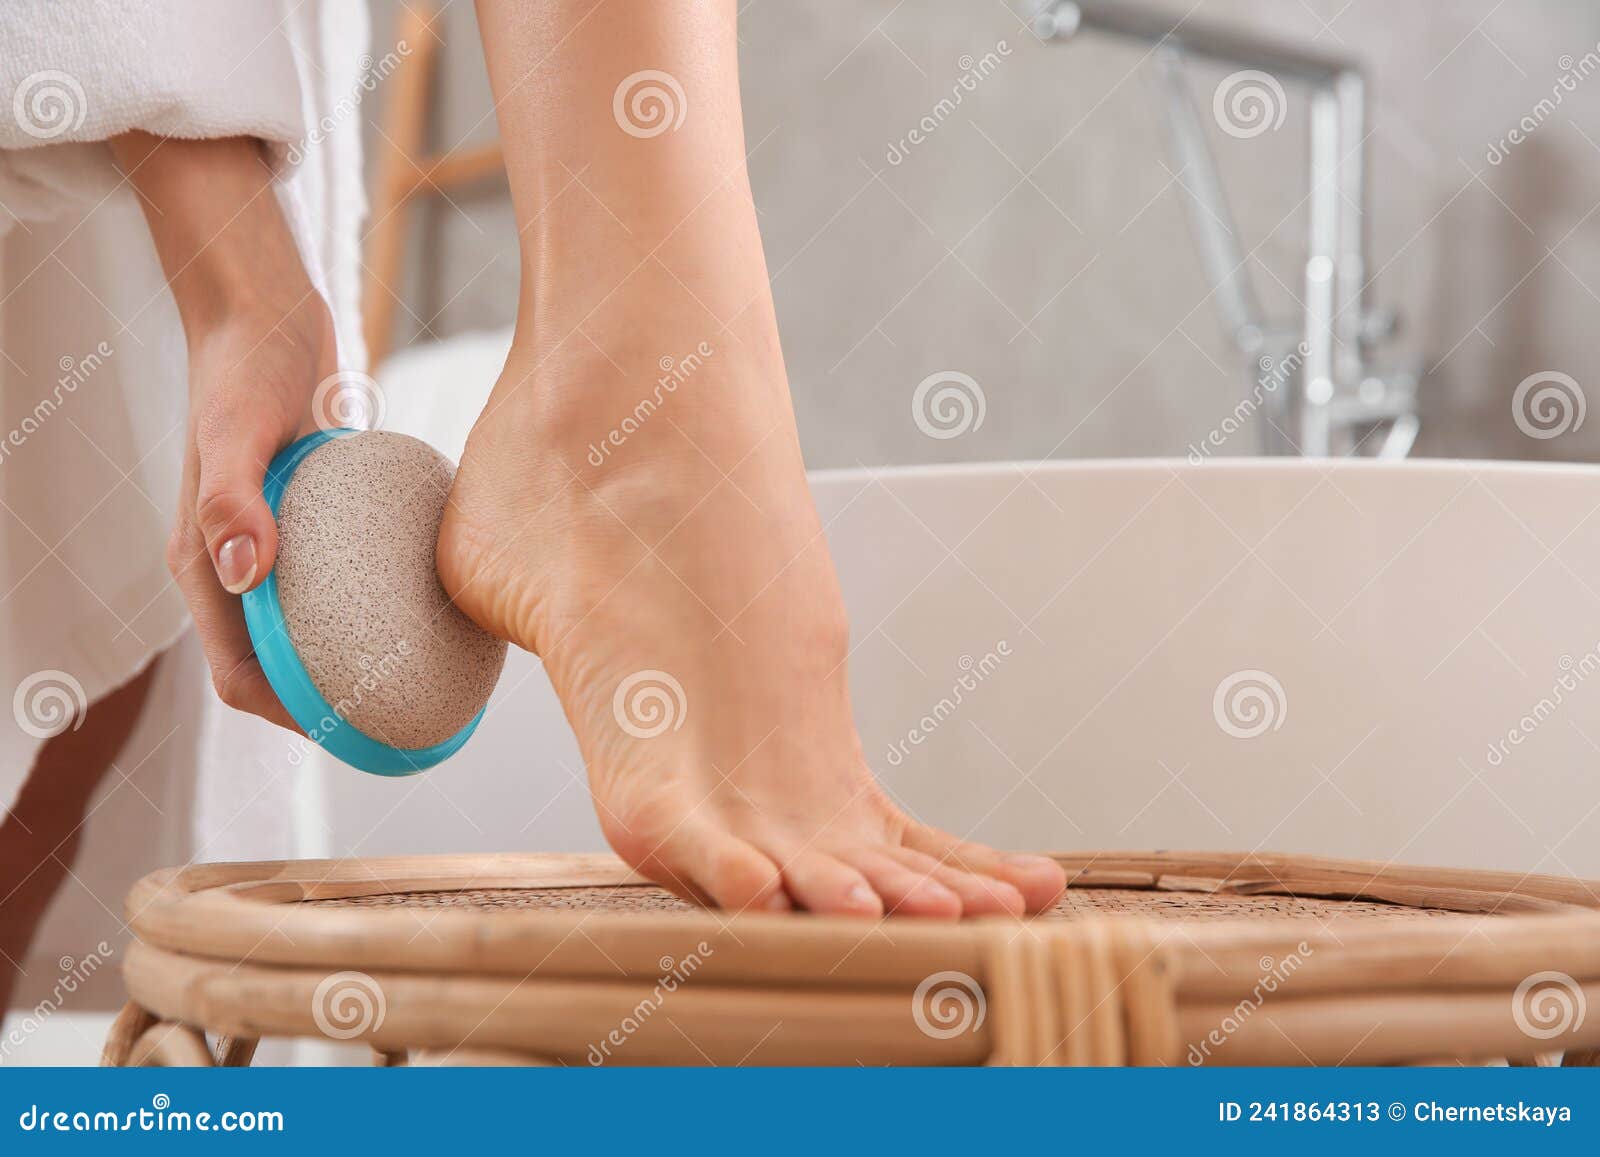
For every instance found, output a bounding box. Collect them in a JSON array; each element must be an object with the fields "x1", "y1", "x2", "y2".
[
  {"x1": 104, "y1": 850, "x2": 1600, "y2": 1068},
  {"x1": 312, "y1": 883, "x2": 1459, "y2": 922}
]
